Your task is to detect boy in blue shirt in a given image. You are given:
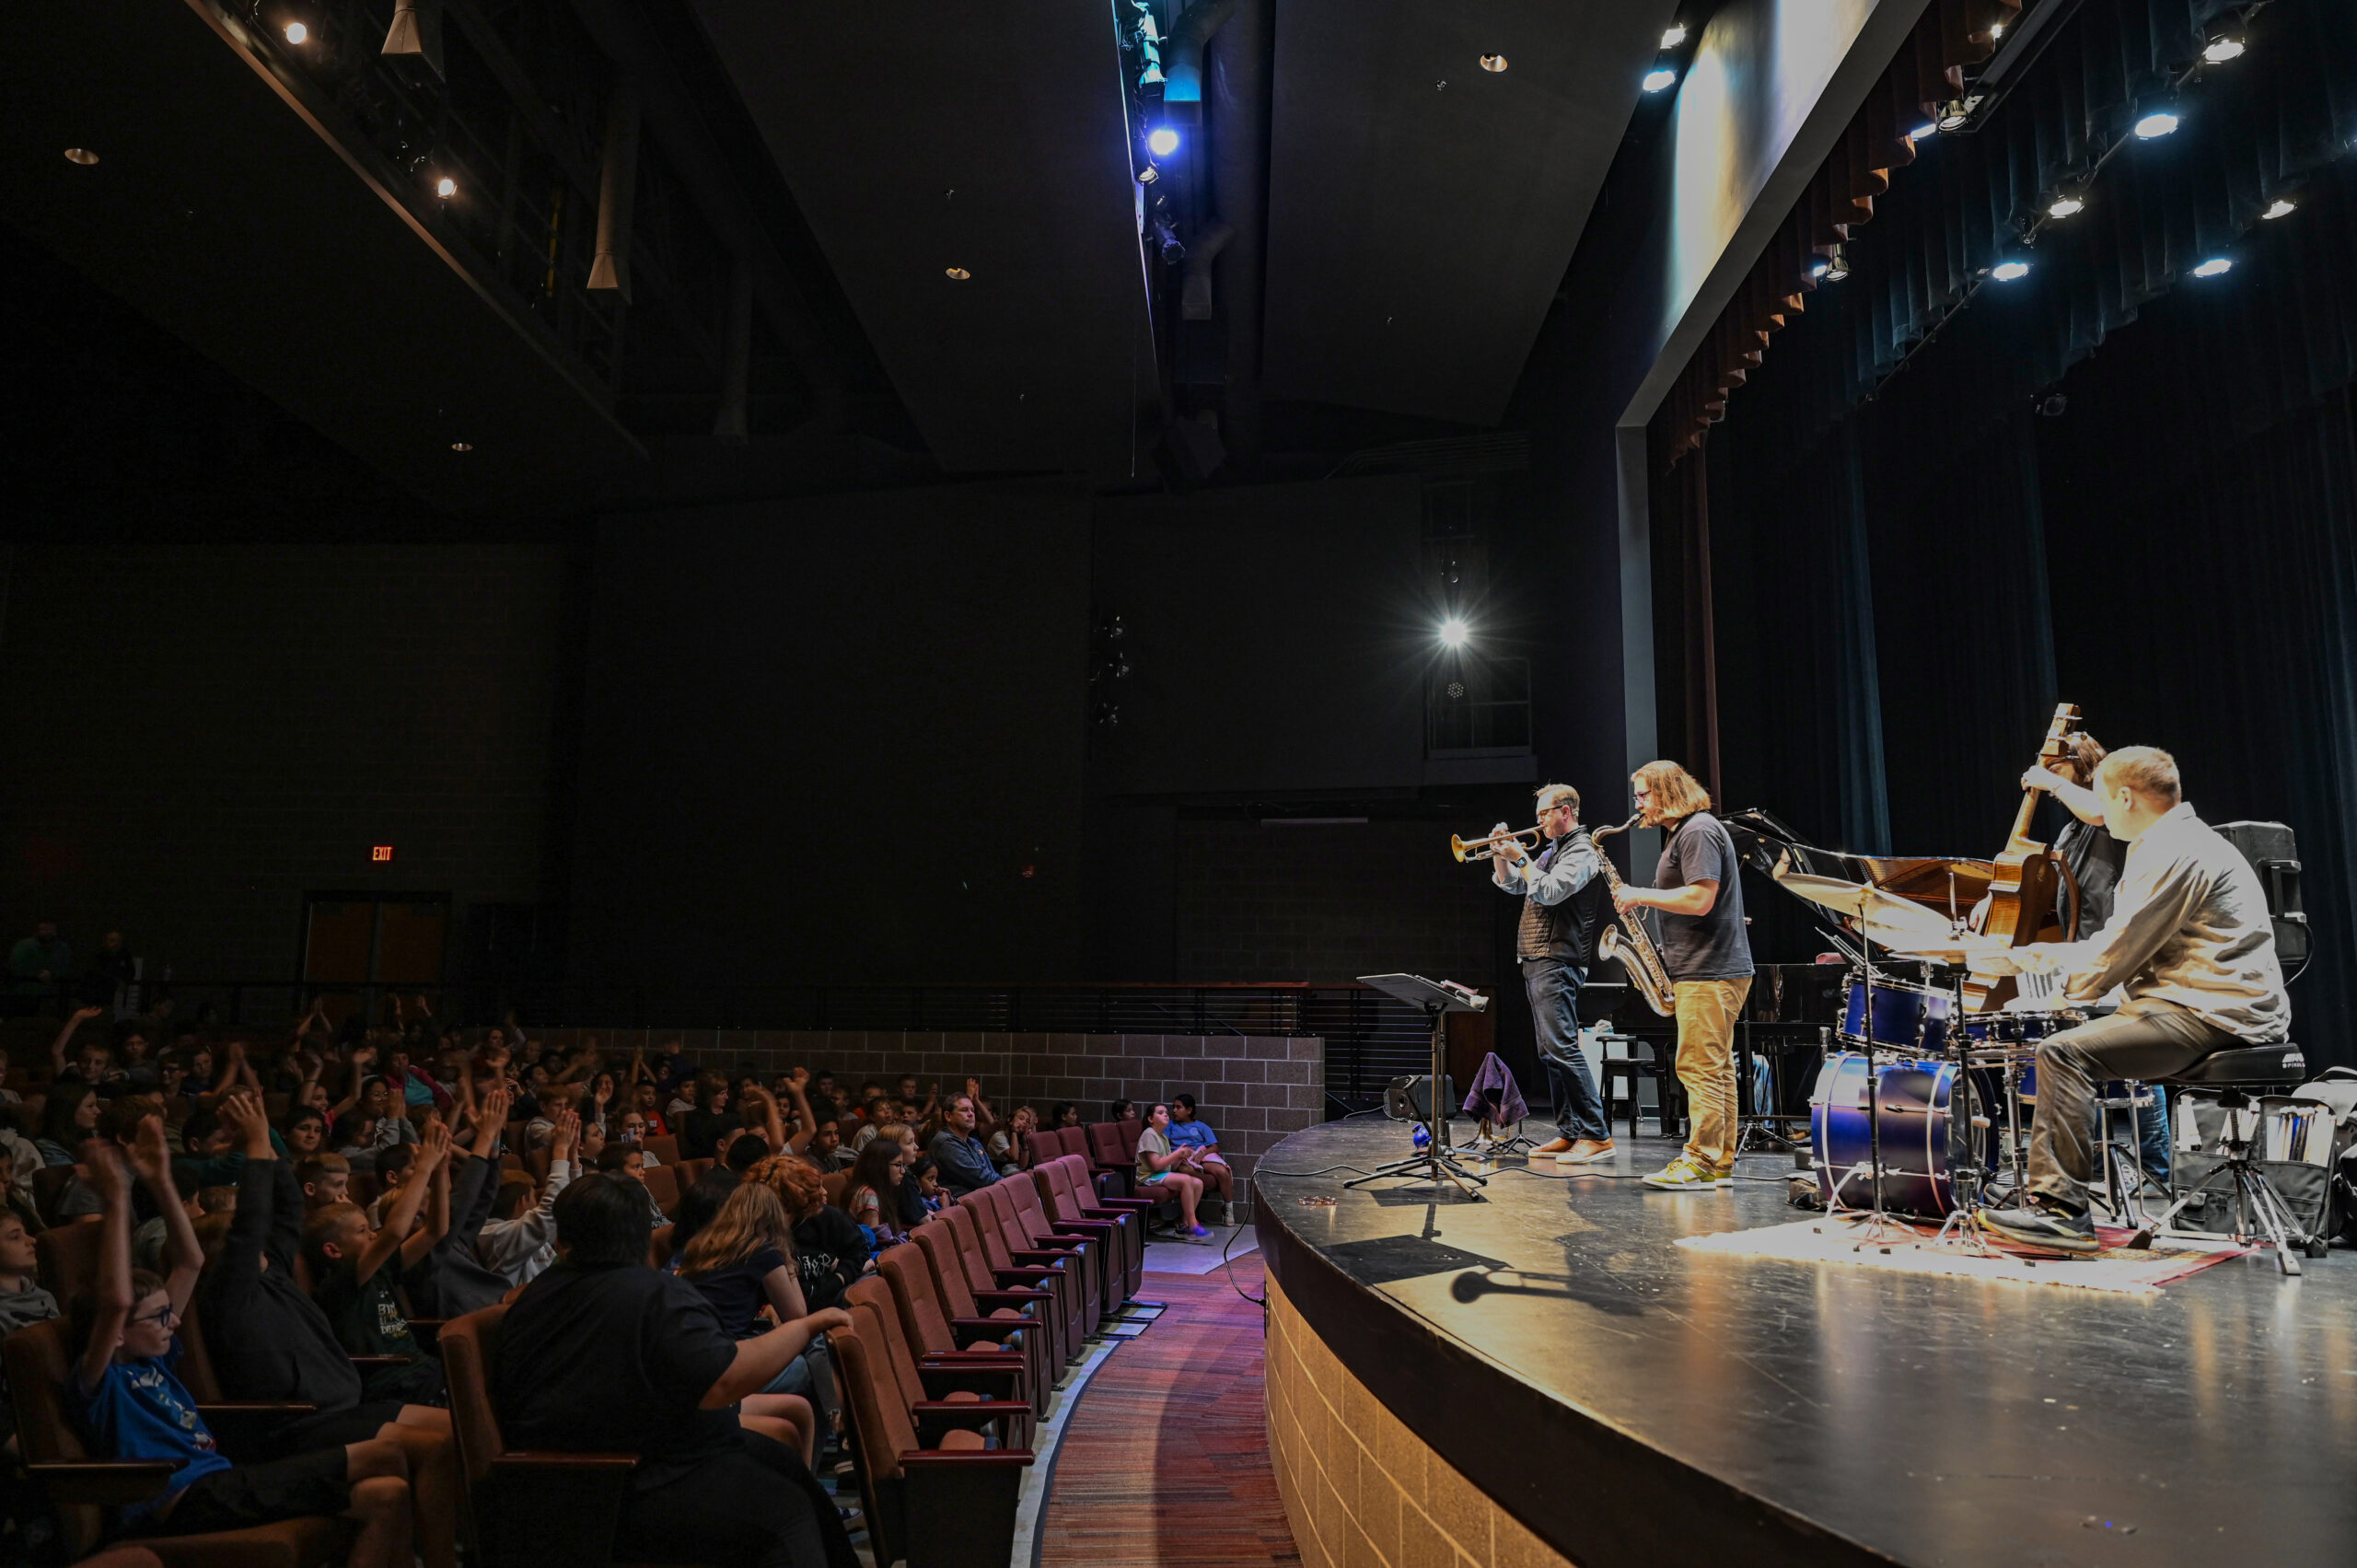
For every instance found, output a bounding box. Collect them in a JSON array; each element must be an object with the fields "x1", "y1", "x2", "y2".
[{"x1": 71, "y1": 1117, "x2": 412, "y2": 1561}]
